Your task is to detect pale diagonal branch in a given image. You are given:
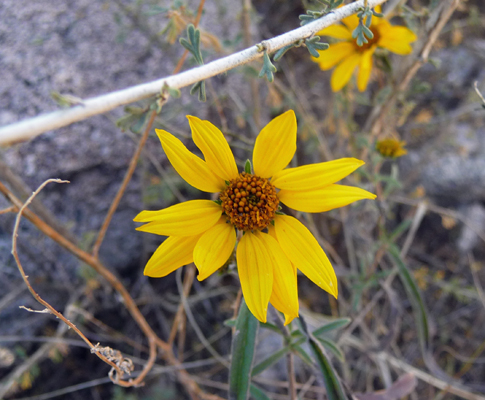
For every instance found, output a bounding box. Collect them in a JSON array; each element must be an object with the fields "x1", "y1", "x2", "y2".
[{"x1": 0, "y1": 0, "x2": 388, "y2": 145}]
